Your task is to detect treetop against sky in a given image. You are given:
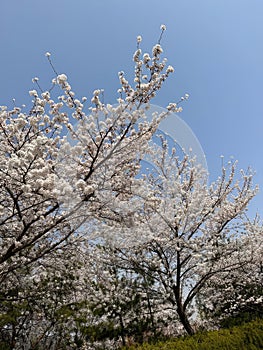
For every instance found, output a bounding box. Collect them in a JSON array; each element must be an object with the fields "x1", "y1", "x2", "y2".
[{"x1": 1, "y1": 0, "x2": 263, "y2": 215}]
